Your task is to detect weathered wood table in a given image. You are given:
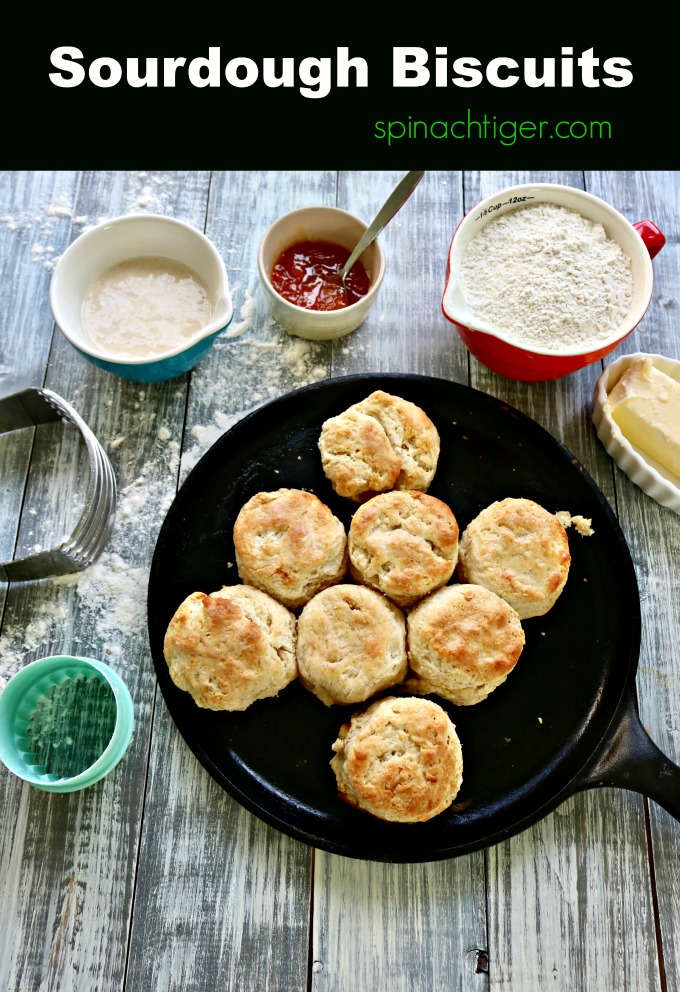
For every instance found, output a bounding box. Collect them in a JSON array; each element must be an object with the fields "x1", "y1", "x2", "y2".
[{"x1": 1, "y1": 169, "x2": 678, "y2": 992}]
